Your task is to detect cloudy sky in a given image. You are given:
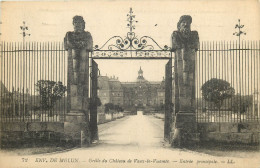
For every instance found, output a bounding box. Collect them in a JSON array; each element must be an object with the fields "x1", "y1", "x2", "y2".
[{"x1": 0, "y1": 0, "x2": 259, "y2": 82}]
